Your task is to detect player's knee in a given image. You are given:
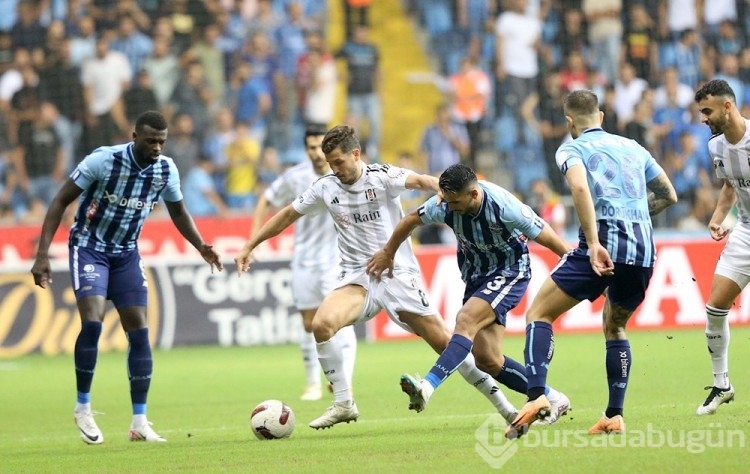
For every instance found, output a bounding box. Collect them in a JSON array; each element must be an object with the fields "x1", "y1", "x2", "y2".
[{"x1": 311, "y1": 317, "x2": 338, "y2": 342}]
